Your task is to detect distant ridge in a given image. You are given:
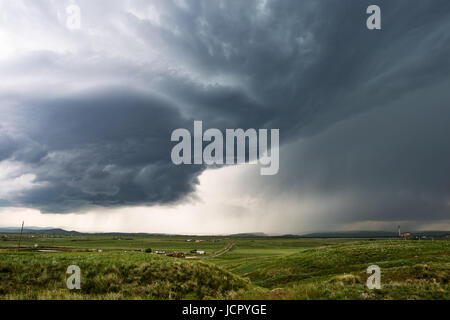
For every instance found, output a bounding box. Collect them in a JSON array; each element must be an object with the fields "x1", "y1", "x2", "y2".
[
  {"x1": 0, "y1": 228, "x2": 269, "y2": 237},
  {"x1": 229, "y1": 232, "x2": 267, "y2": 237},
  {"x1": 0, "y1": 227, "x2": 80, "y2": 235},
  {"x1": 0, "y1": 227, "x2": 166, "y2": 236},
  {"x1": 298, "y1": 231, "x2": 450, "y2": 238},
  {"x1": 0, "y1": 228, "x2": 448, "y2": 238}
]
